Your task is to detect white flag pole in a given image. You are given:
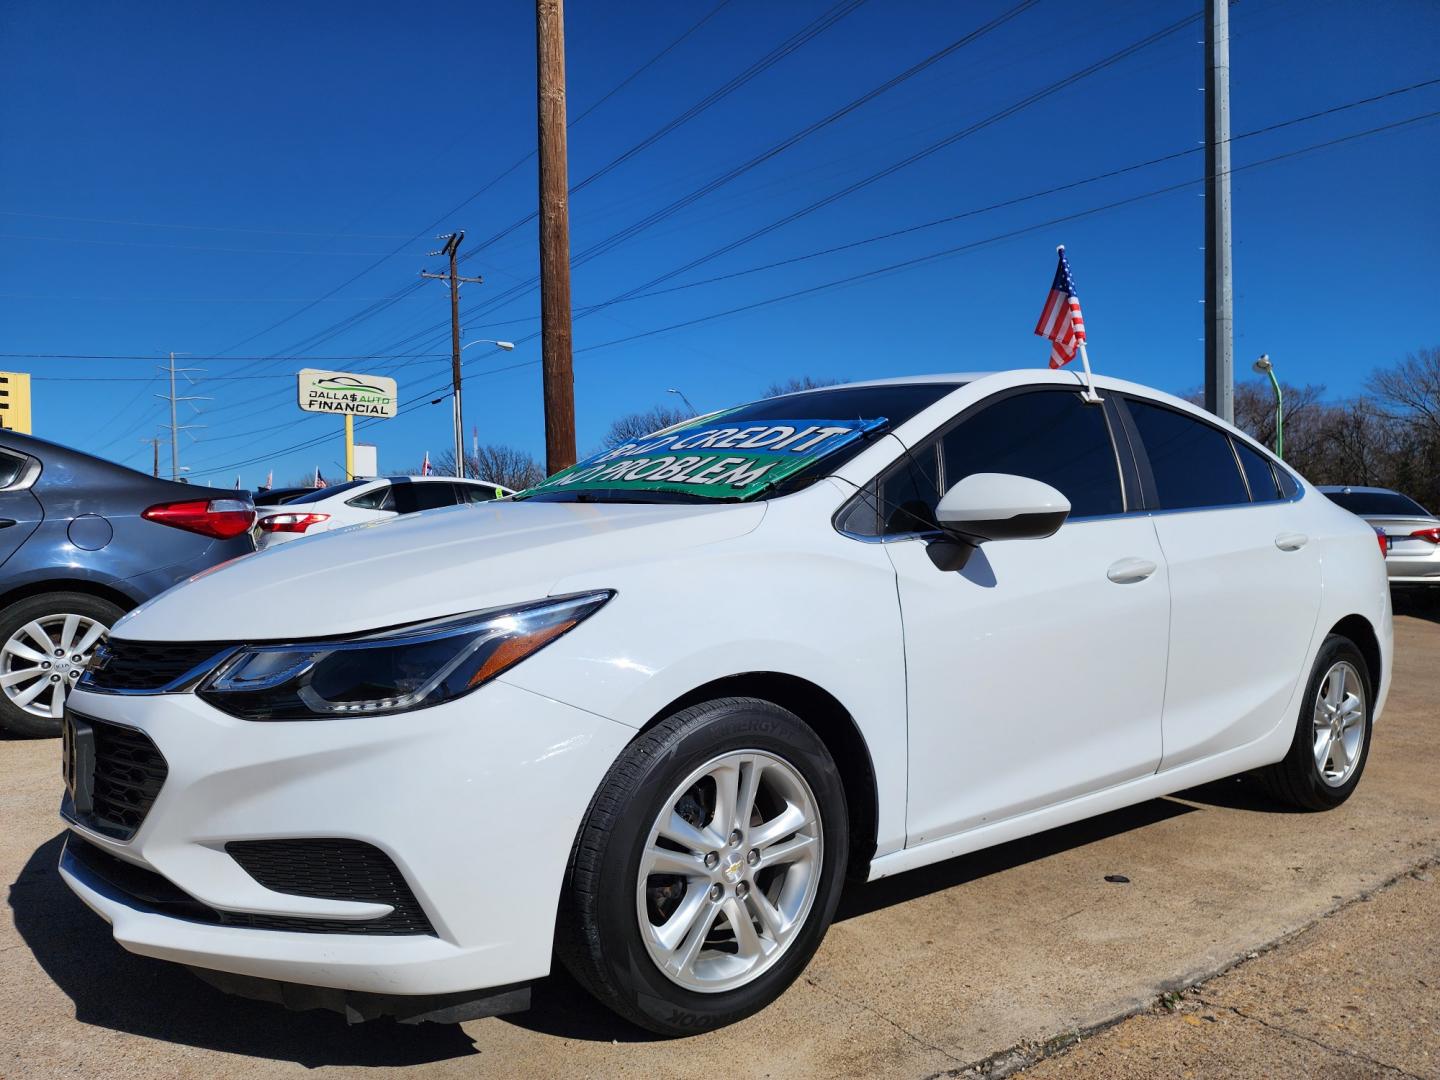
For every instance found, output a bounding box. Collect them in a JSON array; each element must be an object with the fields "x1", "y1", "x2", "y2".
[
  {"x1": 1077, "y1": 341, "x2": 1101, "y2": 404},
  {"x1": 1057, "y1": 245, "x2": 1101, "y2": 404}
]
